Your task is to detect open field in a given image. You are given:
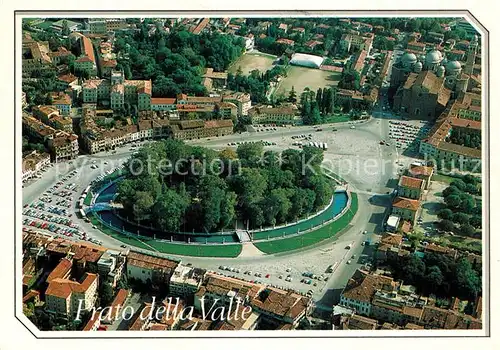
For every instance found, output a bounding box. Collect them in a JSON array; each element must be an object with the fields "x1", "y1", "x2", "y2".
[
  {"x1": 431, "y1": 174, "x2": 459, "y2": 184},
  {"x1": 275, "y1": 66, "x2": 341, "y2": 97},
  {"x1": 143, "y1": 240, "x2": 242, "y2": 258},
  {"x1": 228, "y1": 53, "x2": 276, "y2": 75},
  {"x1": 254, "y1": 193, "x2": 358, "y2": 254}
]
